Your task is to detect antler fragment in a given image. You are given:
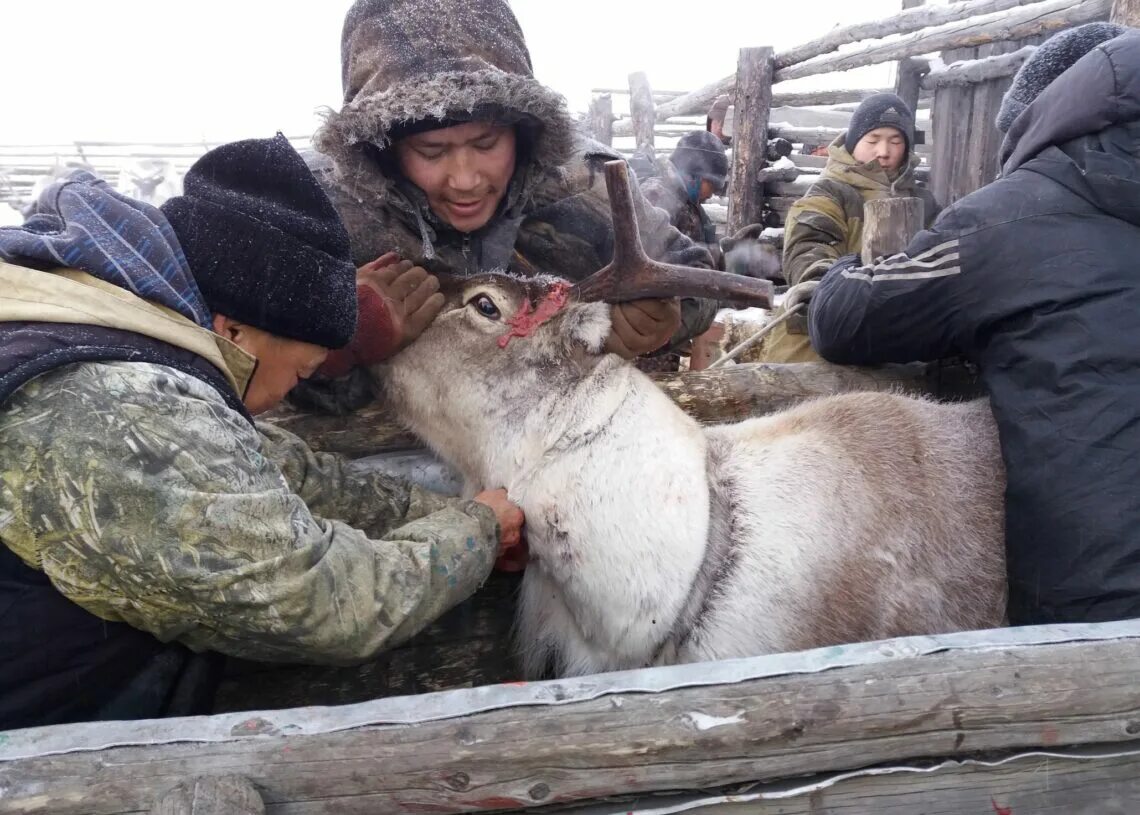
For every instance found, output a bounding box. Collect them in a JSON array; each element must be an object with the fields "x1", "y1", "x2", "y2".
[{"x1": 572, "y1": 161, "x2": 773, "y2": 308}]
